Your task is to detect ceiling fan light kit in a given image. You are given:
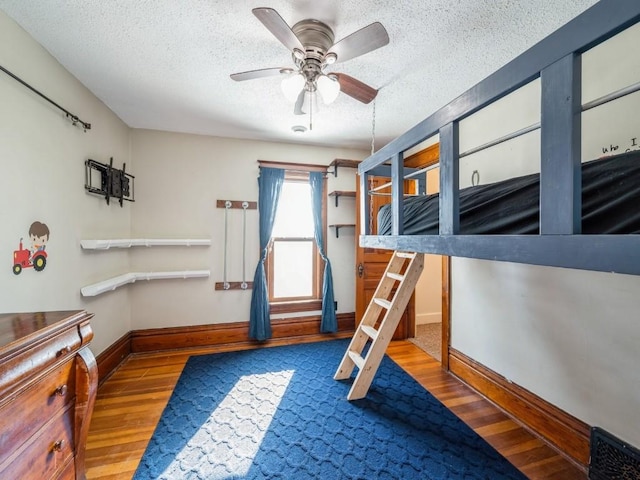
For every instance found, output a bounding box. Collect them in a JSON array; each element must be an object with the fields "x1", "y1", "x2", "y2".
[{"x1": 230, "y1": 7, "x2": 389, "y2": 117}]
